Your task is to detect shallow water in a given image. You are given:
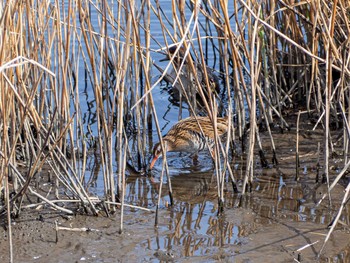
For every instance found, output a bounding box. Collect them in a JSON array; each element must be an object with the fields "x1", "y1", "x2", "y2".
[
  {"x1": 57, "y1": 111, "x2": 350, "y2": 262},
  {"x1": 1, "y1": 126, "x2": 349, "y2": 262},
  {"x1": 101, "y1": 127, "x2": 349, "y2": 262}
]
